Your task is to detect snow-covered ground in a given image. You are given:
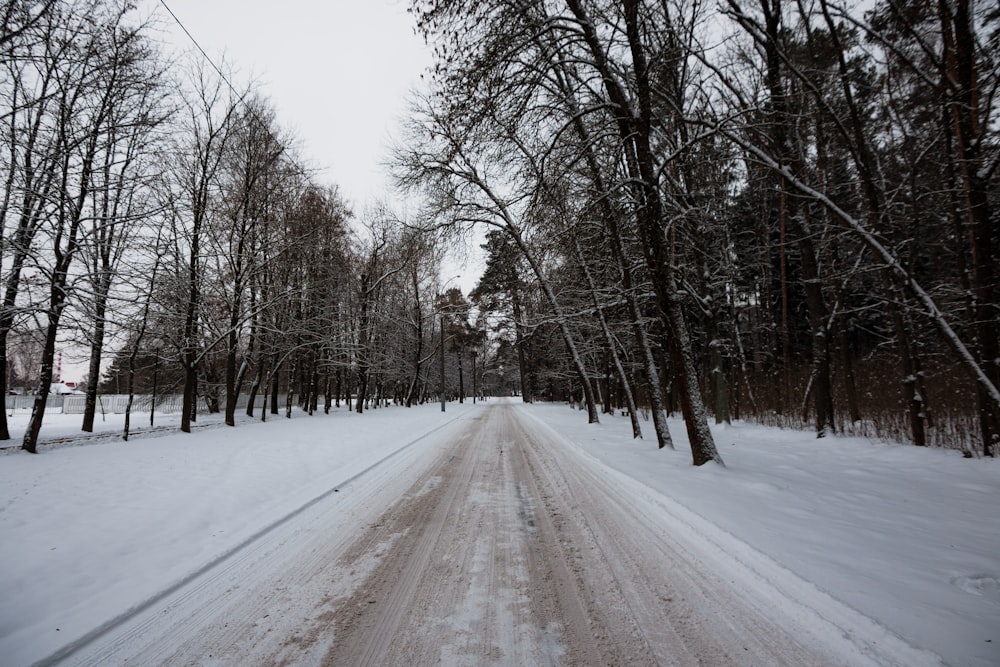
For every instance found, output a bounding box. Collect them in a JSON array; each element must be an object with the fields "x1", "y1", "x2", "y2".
[
  {"x1": 0, "y1": 400, "x2": 996, "y2": 666},
  {"x1": 526, "y1": 404, "x2": 1000, "y2": 667}
]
